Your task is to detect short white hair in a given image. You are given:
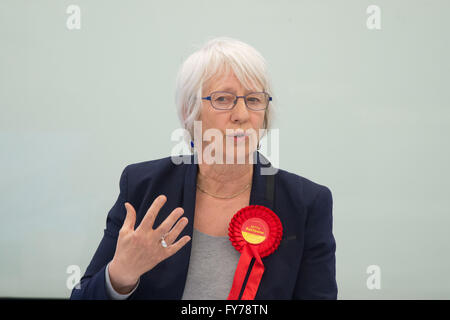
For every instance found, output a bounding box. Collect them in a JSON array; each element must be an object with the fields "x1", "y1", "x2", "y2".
[{"x1": 175, "y1": 37, "x2": 274, "y2": 144}]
